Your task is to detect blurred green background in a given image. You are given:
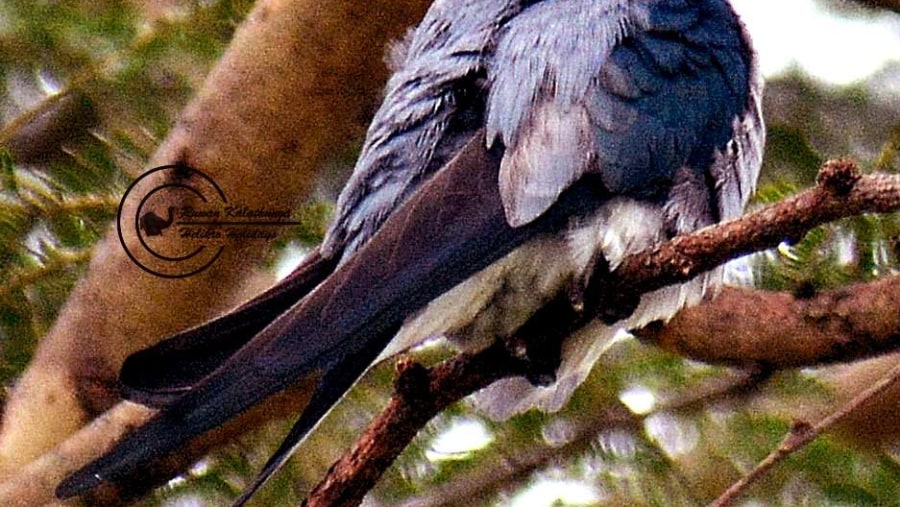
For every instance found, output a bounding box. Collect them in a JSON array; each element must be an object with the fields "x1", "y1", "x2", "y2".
[{"x1": 0, "y1": 1, "x2": 898, "y2": 505}]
